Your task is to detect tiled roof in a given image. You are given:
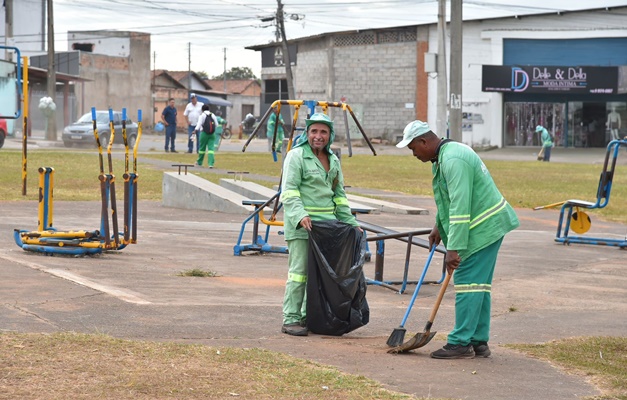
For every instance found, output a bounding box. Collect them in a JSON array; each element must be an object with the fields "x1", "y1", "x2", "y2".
[{"x1": 204, "y1": 79, "x2": 260, "y2": 94}]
